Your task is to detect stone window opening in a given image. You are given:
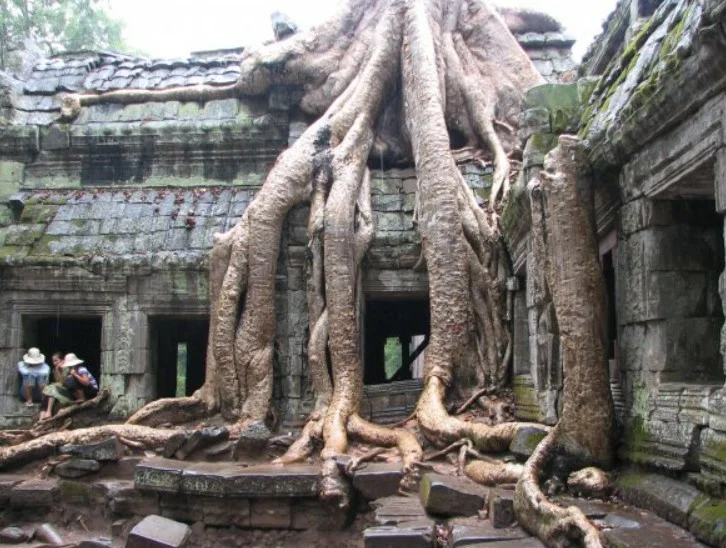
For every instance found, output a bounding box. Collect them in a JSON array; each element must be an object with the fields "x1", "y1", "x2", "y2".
[
  {"x1": 363, "y1": 298, "x2": 430, "y2": 385},
  {"x1": 21, "y1": 315, "x2": 103, "y2": 384},
  {"x1": 149, "y1": 317, "x2": 208, "y2": 399}
]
